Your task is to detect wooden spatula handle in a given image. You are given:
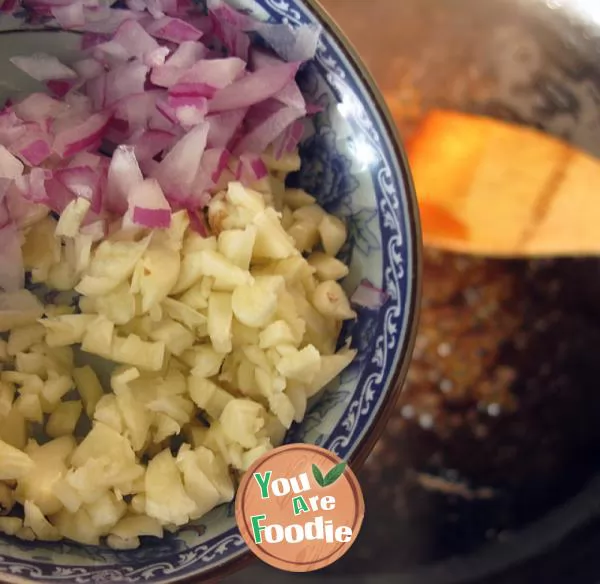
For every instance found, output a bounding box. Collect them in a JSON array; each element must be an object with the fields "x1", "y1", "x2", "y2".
[{"x1": 403, "y1": 109, "x2": 600, "y2": 257}]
